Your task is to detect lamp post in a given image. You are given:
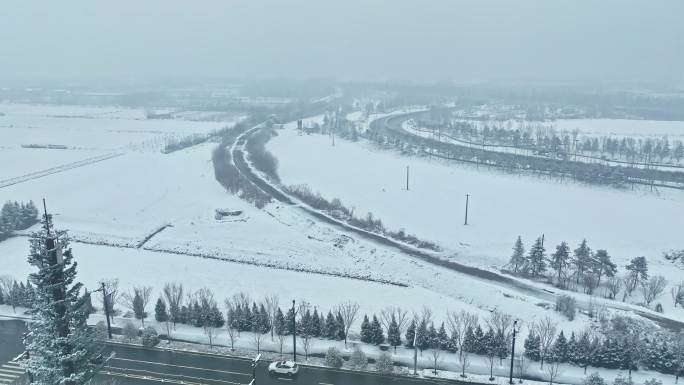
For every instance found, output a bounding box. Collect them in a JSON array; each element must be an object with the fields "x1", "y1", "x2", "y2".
[
  {"x1": 251, "y1": 353, "x2": 261, "y2": 385},
  {"x1": 292, "y1": 300, "x2": 297, "y2": 362},
  {"x1": 509, "y1": 320, "x2": 519, "y2": 384}
]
